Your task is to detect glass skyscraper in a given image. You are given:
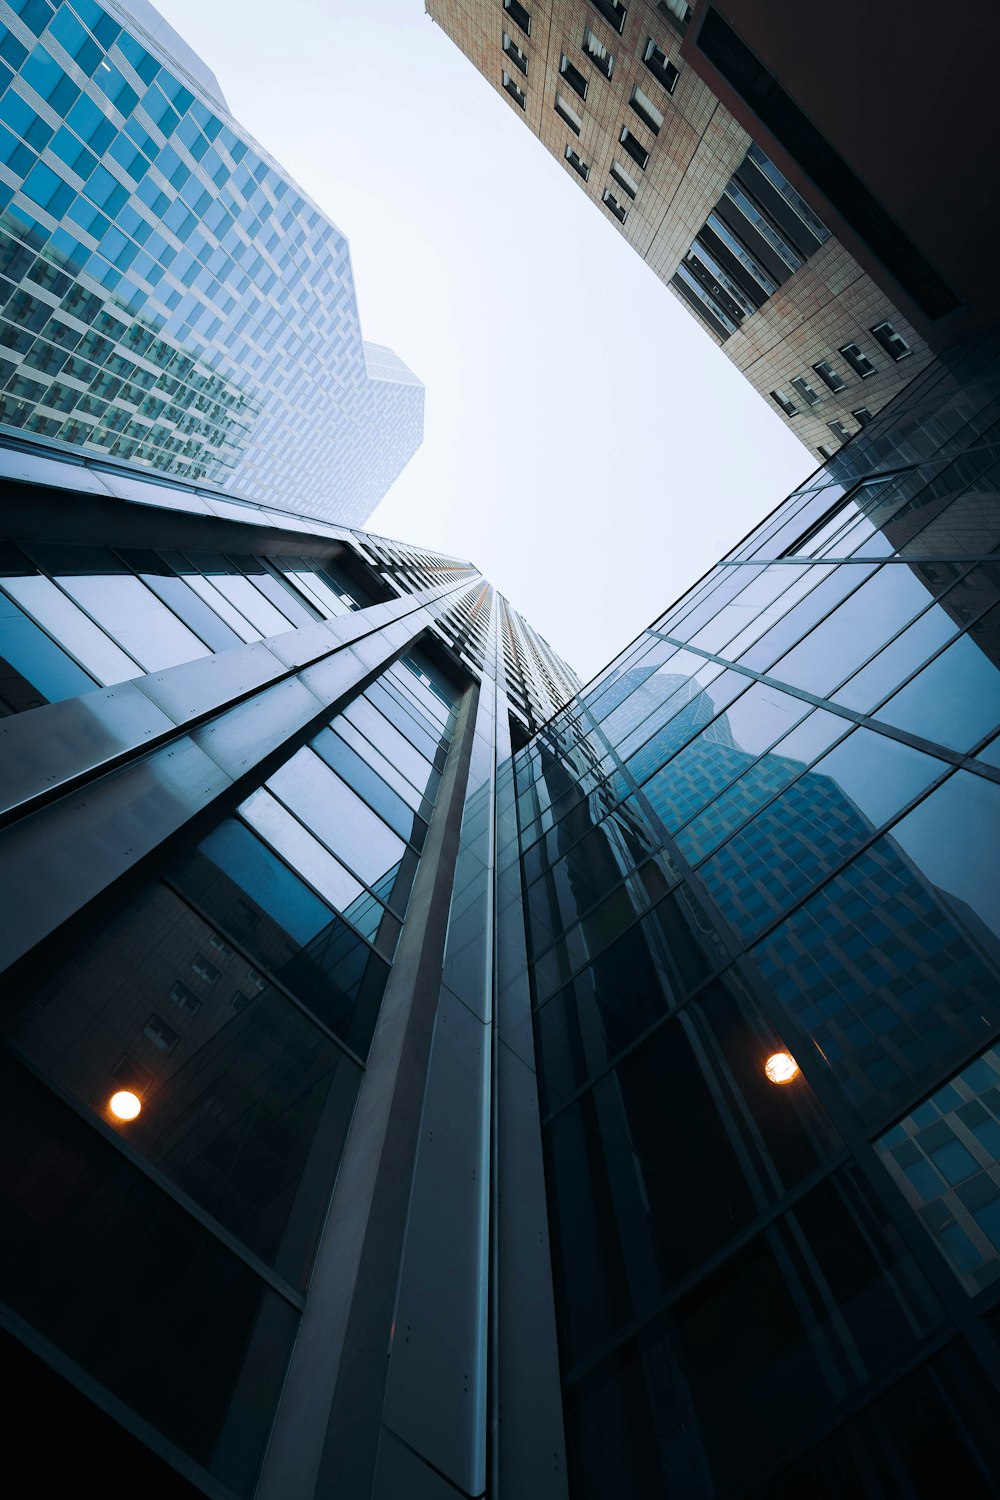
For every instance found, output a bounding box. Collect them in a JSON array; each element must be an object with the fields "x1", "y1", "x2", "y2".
[
  {"x1": 0, "y1": 0, "x2": 423, "y2": 522},
  {"x1": 1, "y1": 333, "x2": 999, "y2": 1495}
]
